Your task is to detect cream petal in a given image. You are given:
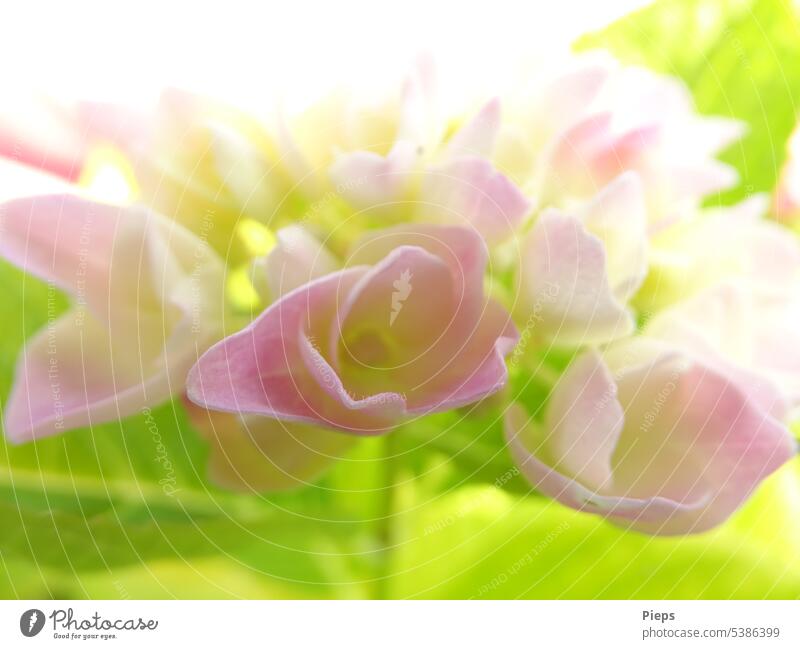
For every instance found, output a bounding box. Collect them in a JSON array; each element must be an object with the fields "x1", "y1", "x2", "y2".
[
  {"x1": 519, "y1": 209, "x2": 634, "y2": 345},
  {"x1": 0, "y1": 195, "x2": 225, "y2": 440},
  {"x1": 264, "y1": 225, "x2": 339, "y2": 298},
  {"x1": 443, "y1": 98, "x2": 501, "y2": 159},
  {"x1": 578, "y1": 171, "x2": 648, "y2": 301},
  {"x1": 185, "y1": 399, "x2": 356, "y2": 492}
]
